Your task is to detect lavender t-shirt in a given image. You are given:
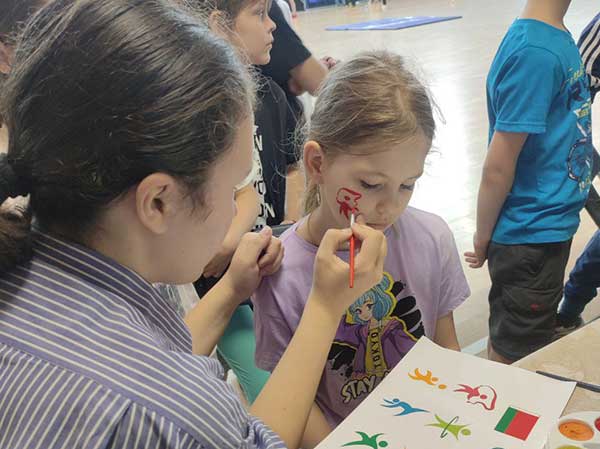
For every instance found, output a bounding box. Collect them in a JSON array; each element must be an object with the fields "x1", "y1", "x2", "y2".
[{"x1": 252, "y1": 207, "x2": 470, "y2": 427}]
